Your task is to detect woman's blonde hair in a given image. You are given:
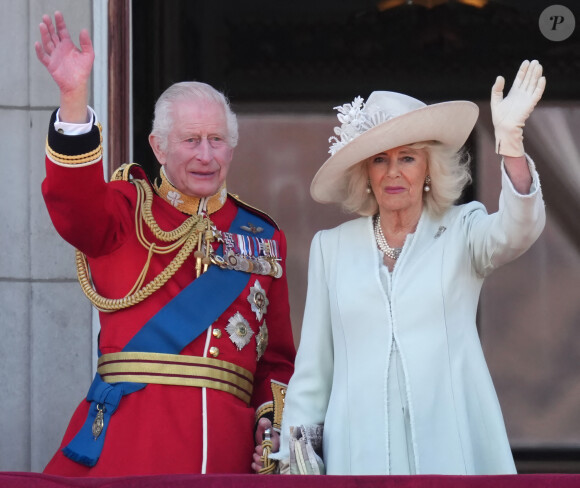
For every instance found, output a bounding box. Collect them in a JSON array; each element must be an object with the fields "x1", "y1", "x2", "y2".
[{"x1": 341, "y1": 142, "x2": 472, "y2": 217}]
